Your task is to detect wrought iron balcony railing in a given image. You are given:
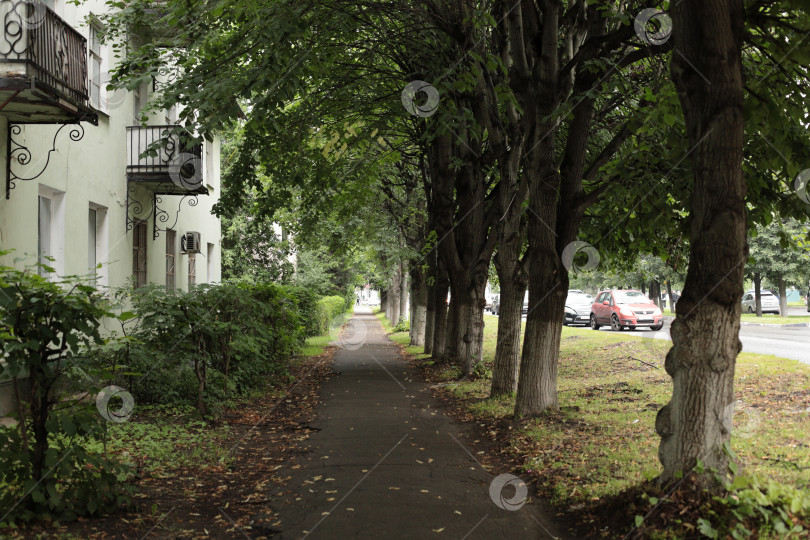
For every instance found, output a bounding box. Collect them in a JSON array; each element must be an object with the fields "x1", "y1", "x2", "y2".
[
  {"x1": 0, "y1": 0, "x2": 96, "y2": 124},
  {"x1": 126, "y1": 125, "x2": 206, "y2": 195}
]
